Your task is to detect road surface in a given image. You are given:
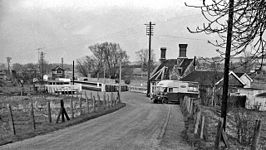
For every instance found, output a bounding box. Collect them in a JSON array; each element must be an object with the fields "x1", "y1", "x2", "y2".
[{"x1": 1, "y1": 92, "x2": 191, "y2": 150}]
